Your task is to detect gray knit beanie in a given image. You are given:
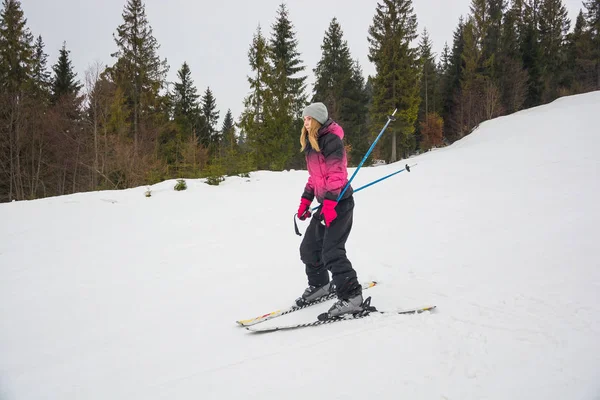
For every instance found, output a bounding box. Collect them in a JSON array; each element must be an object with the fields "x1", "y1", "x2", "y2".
[{"x1": 302, "y1": 102, "x2": 328, "y2": 125}]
